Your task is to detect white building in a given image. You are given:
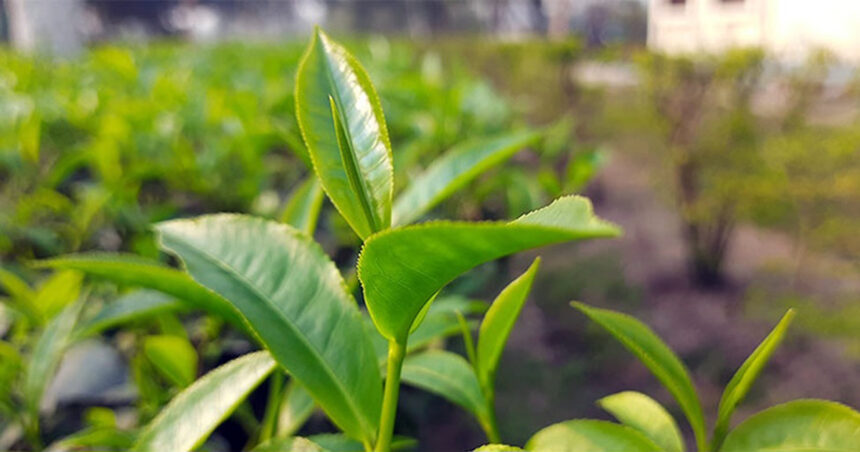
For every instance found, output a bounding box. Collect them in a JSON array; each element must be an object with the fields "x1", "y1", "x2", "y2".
[{"x1": 648, "y1": 0, "x2": 860, "y2": 61}]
